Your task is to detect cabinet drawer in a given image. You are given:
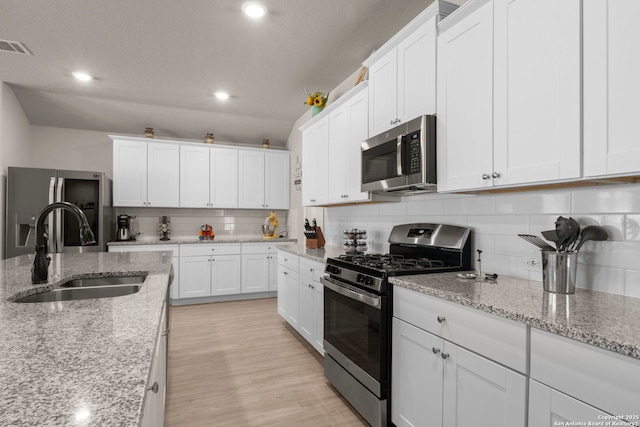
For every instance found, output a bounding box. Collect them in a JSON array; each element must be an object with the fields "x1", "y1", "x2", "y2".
[
  {"x1": 179, "y1": 243, "x2": 241, "y2": 257},
  {"x1": 278, "y1": 251, "x2": 299, "y2": 271},
  {"x1": 242, "y1": 242, "x2": 278, "y2": 255},
  {"x1": 299, "y1": 257, "x2": 324, "y2": 282},
  {"x1": 530, "y1": 328, "x2": 640, "y2": 416},
  {"x1": 394, "y1": 286, "x2": 527, "y2": 373},
  {"x1": 109, "y1": 244, "x2": 178, "y2": 256}
]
